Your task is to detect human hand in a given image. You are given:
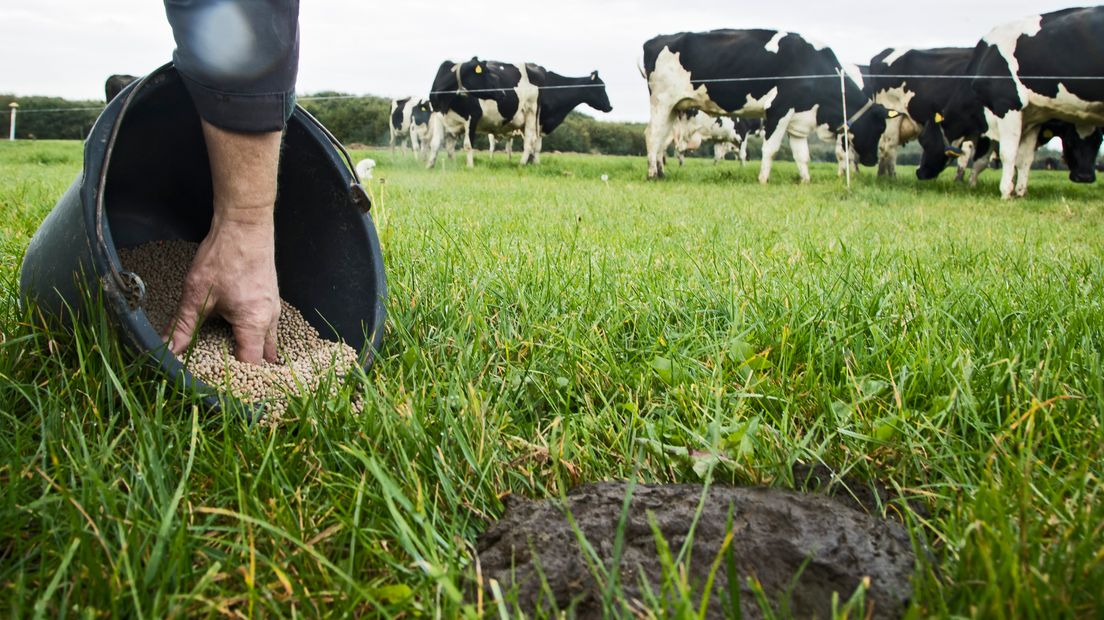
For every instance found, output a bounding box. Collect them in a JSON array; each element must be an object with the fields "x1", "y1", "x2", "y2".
[
  {"x1": 166, "y1": 120, "x2": 283, "y2": 365},
  {"x1": 167, "y1": 217, "x2": 279, "y2": 364}
]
